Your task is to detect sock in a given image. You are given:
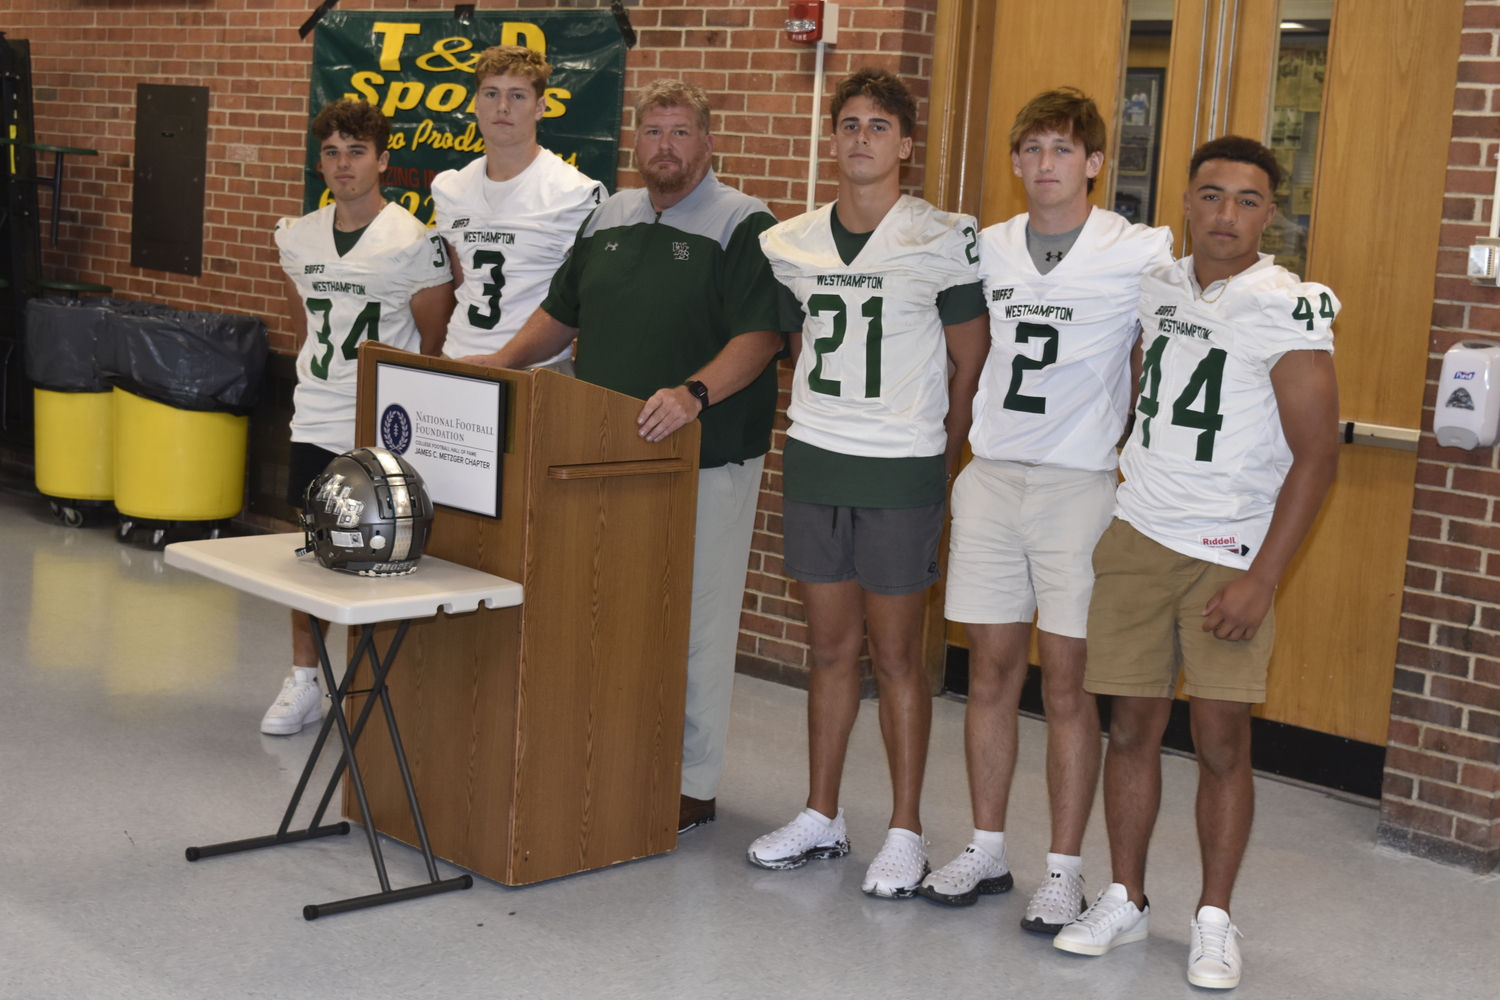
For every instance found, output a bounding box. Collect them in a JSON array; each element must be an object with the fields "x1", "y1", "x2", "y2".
[
  {"x1": 972, "y1": 829, "x2": 1006, "y2": 862},
  {"x1": 292, "y1": 666, "x2": 319, "y2": 686},
  {"x1": 1047, "y1": 851, "x2": 1083, "y2": 877},
  {"x1": 803, "y1": 807, "x2": 834, "y2": 827},
  {"x1": 888, "y1": 827, "x2": 924, "y2": 846}
]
